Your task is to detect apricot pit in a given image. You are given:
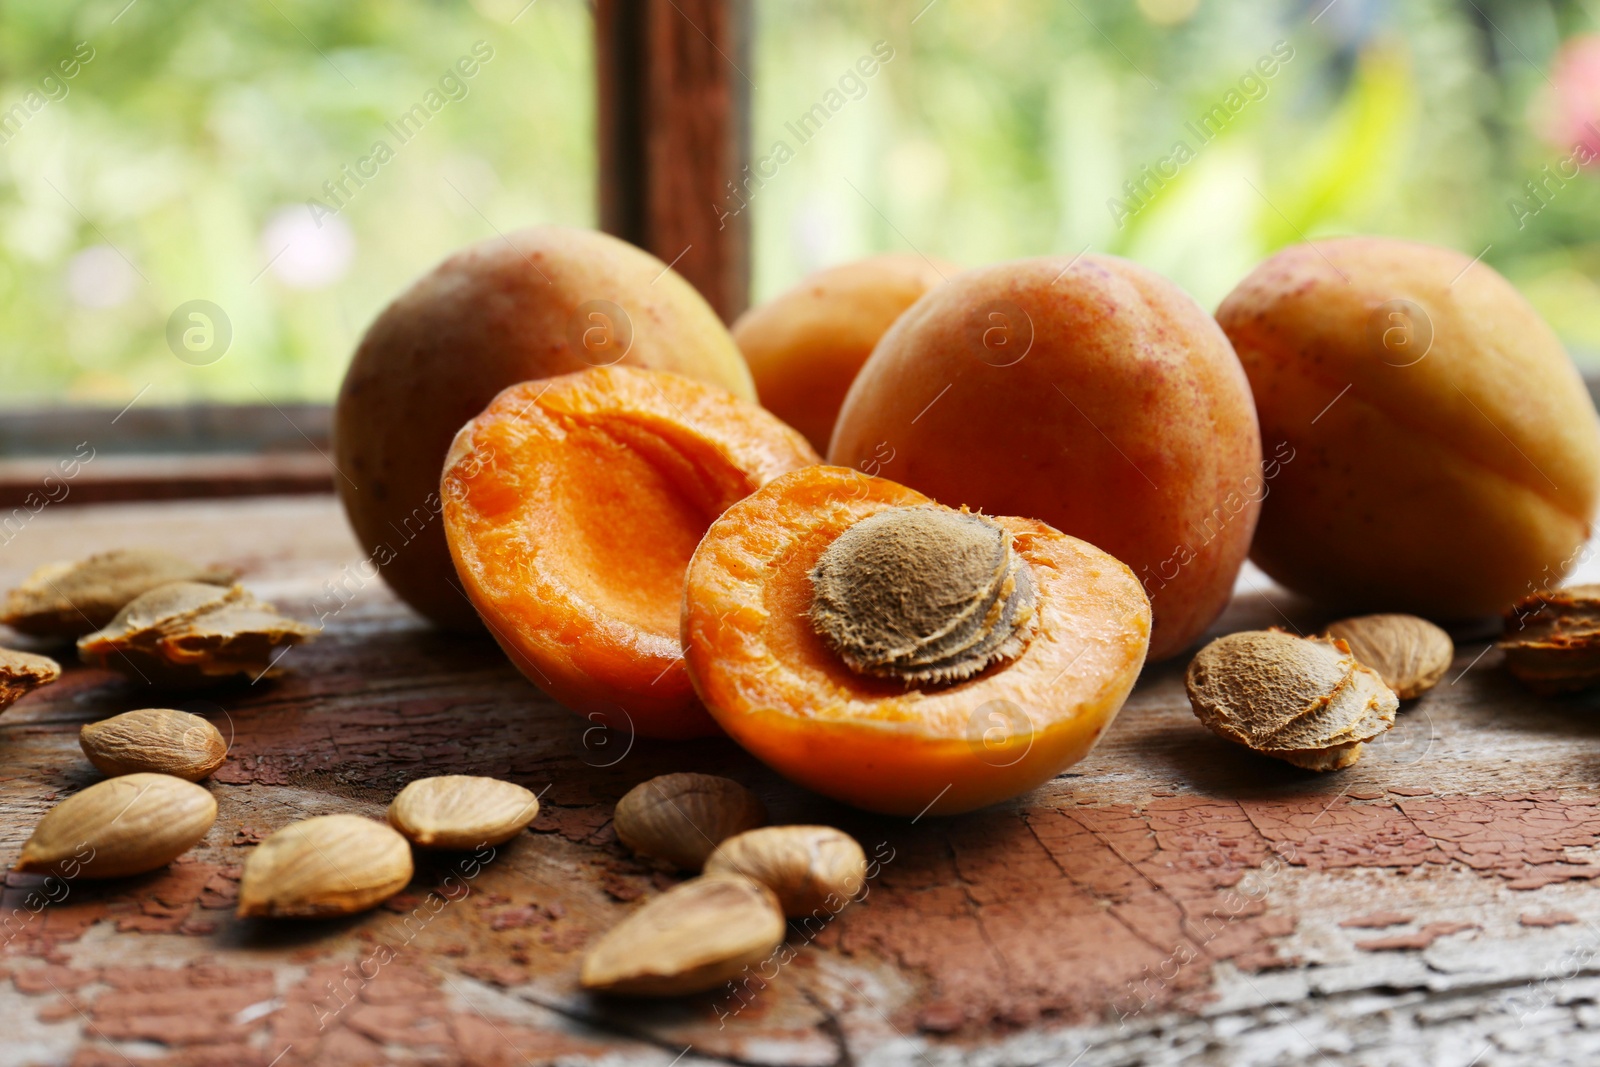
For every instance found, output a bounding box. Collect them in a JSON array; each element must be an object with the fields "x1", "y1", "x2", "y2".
[{"x1": 809, "y1": 507, "x2": 1036, "y2": 685}]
